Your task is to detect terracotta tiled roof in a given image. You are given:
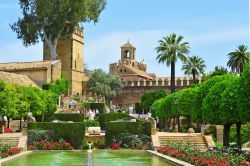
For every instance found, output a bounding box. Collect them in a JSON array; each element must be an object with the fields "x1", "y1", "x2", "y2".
[
  {"x1": 0, "y1": 71, "x2": 39, "y2": 88},
  {"x1": 122, "y1": 64, "x2": 153, "y2": 80},
  {"x1": 0, "y1": 60, "x2": 60, "y2": 72},
  {"x1": 120, "y1": 41, "x2": 136, "y2": 49}
]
